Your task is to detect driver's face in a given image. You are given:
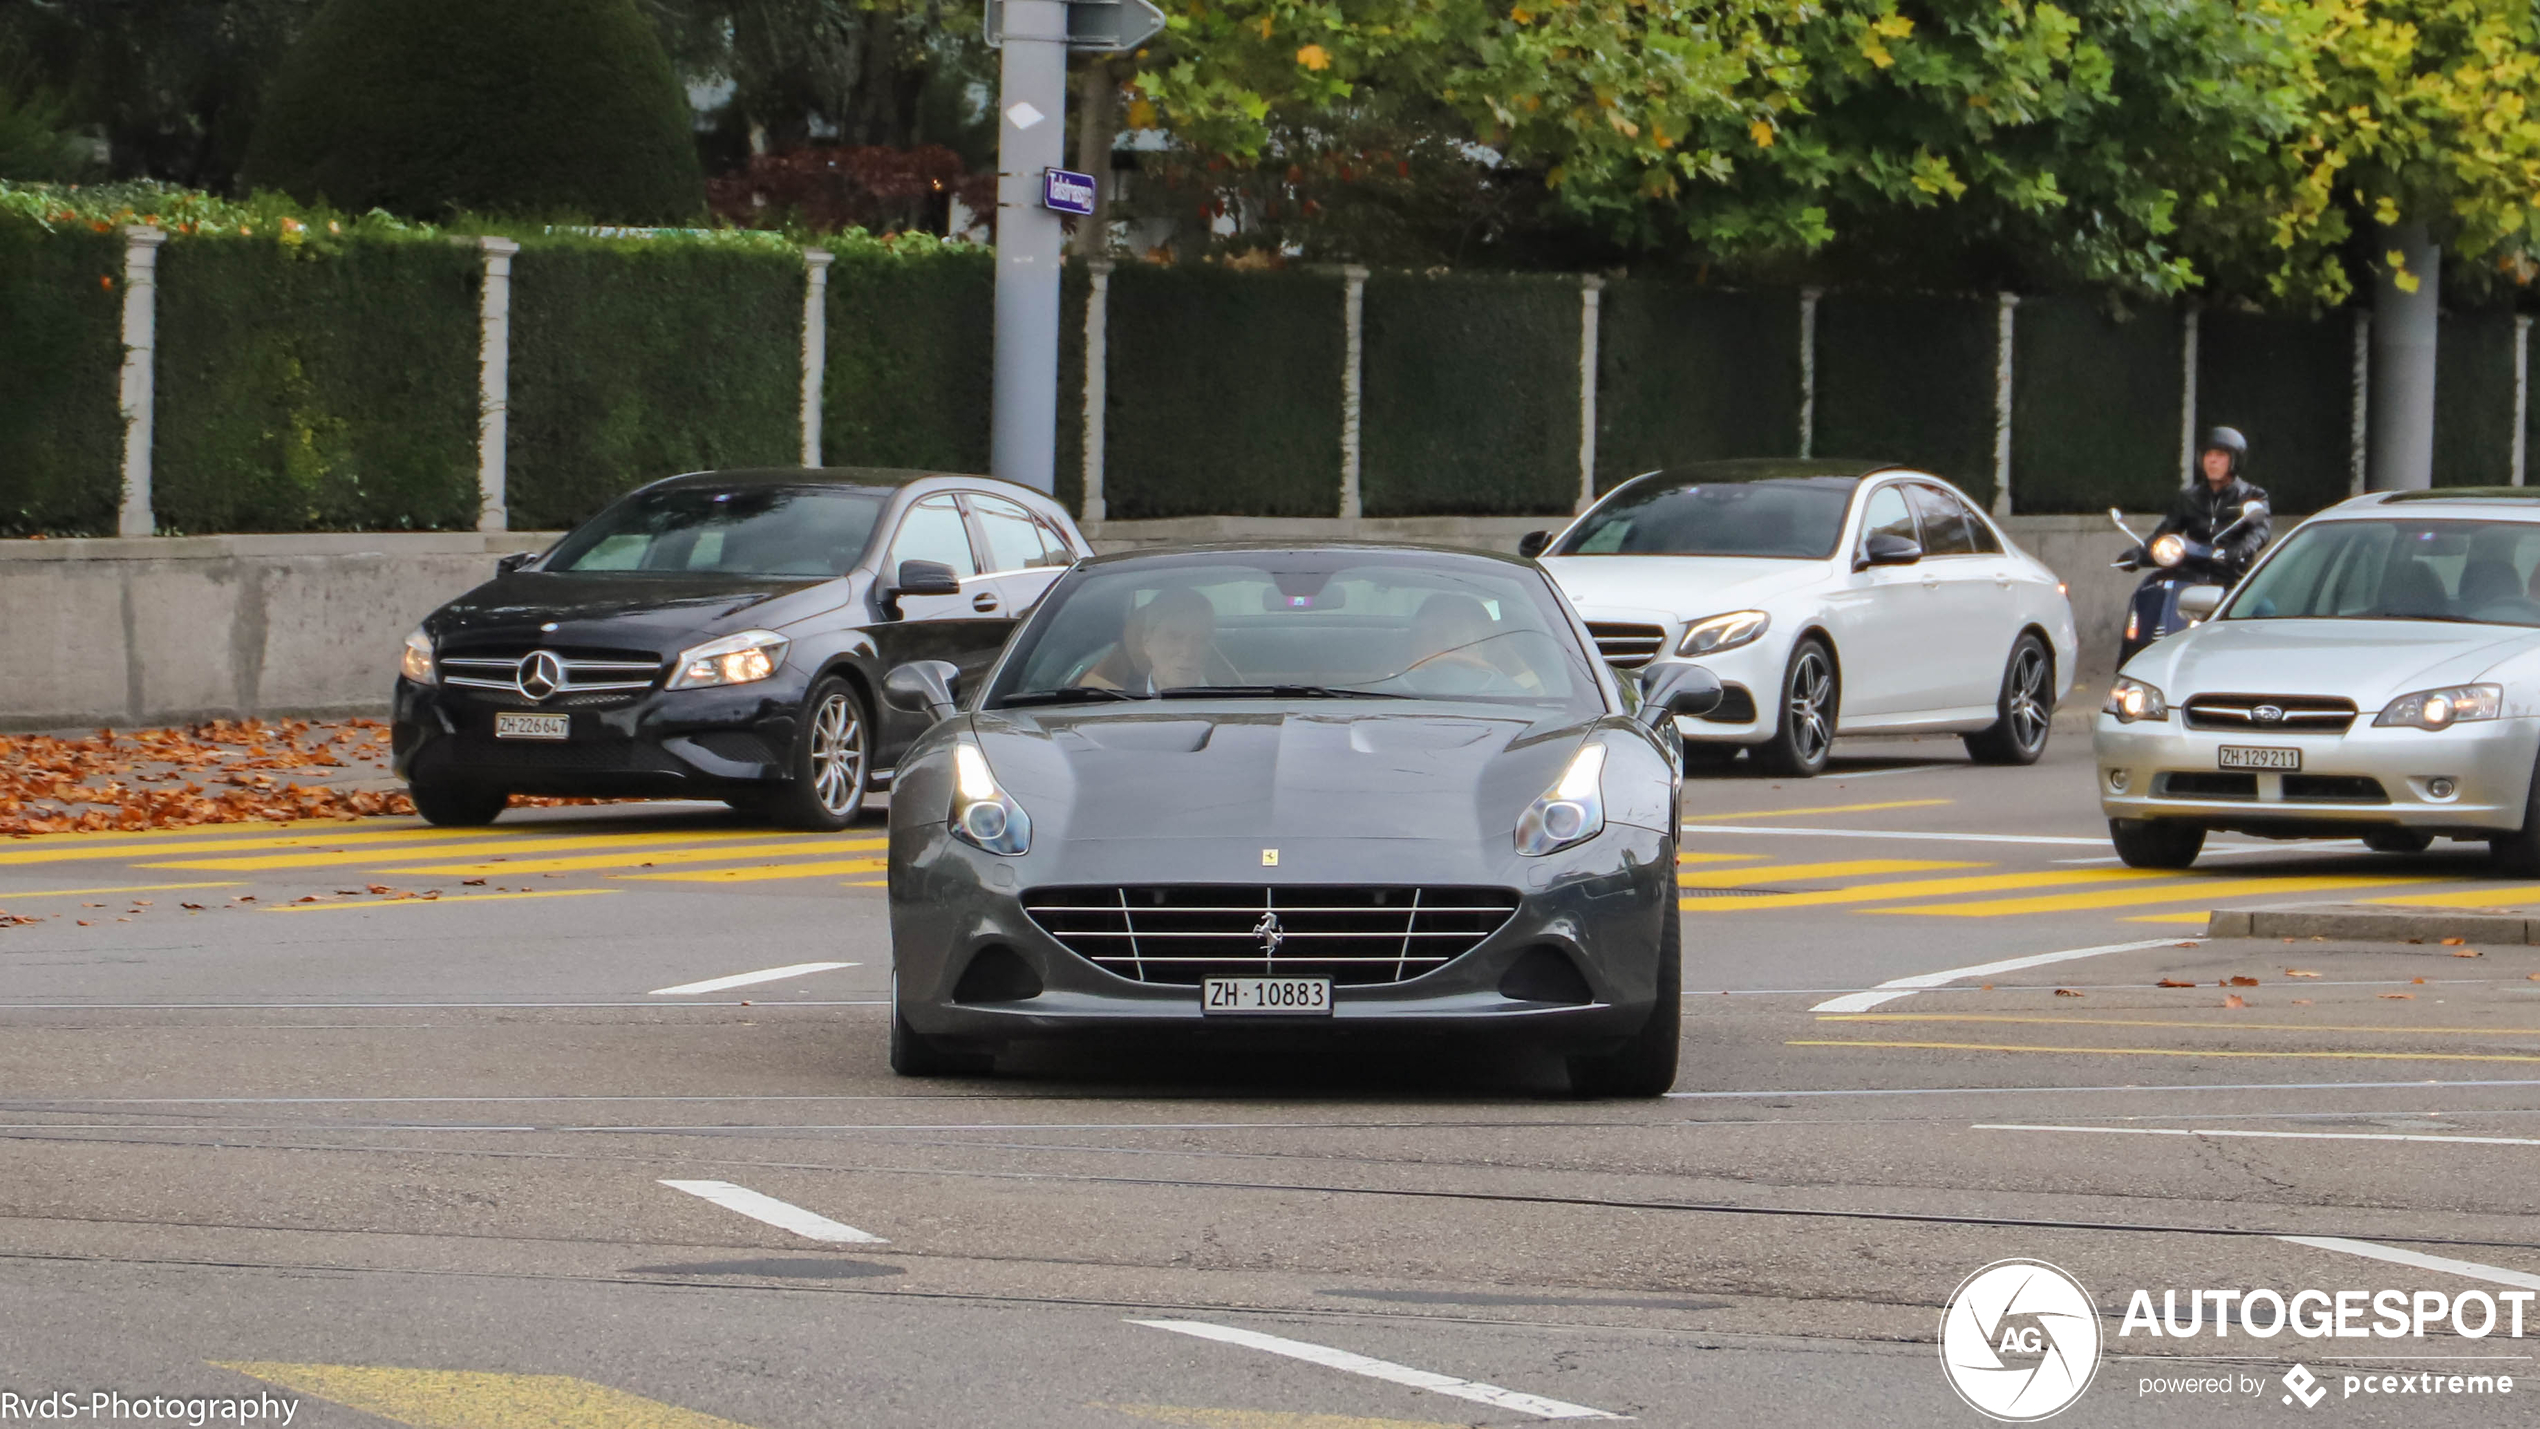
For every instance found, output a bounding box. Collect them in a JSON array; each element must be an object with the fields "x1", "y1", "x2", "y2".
[
  {"x1": 1137, "y1": 613, "x2": 1212, "y2": 680},
  {"x1": 2201, "y1": 448, "x2": 2235, "y2": 487}
]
